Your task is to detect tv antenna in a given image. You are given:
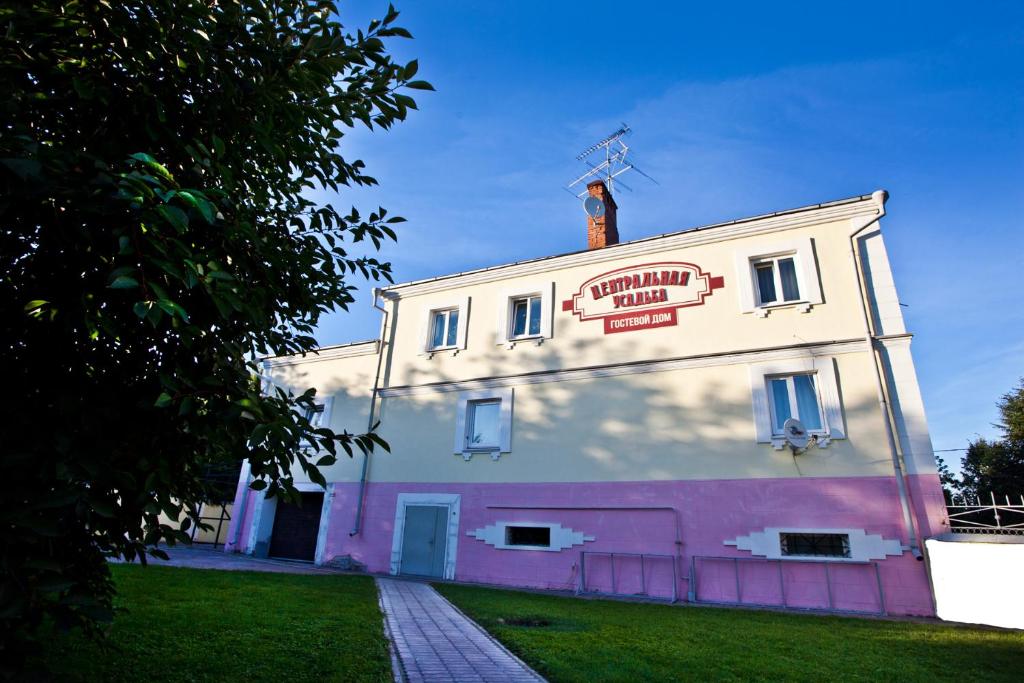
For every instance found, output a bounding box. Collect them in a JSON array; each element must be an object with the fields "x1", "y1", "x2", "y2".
[{"x1": 566, "y1": 123, "x2": 658, "y2": 199}]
